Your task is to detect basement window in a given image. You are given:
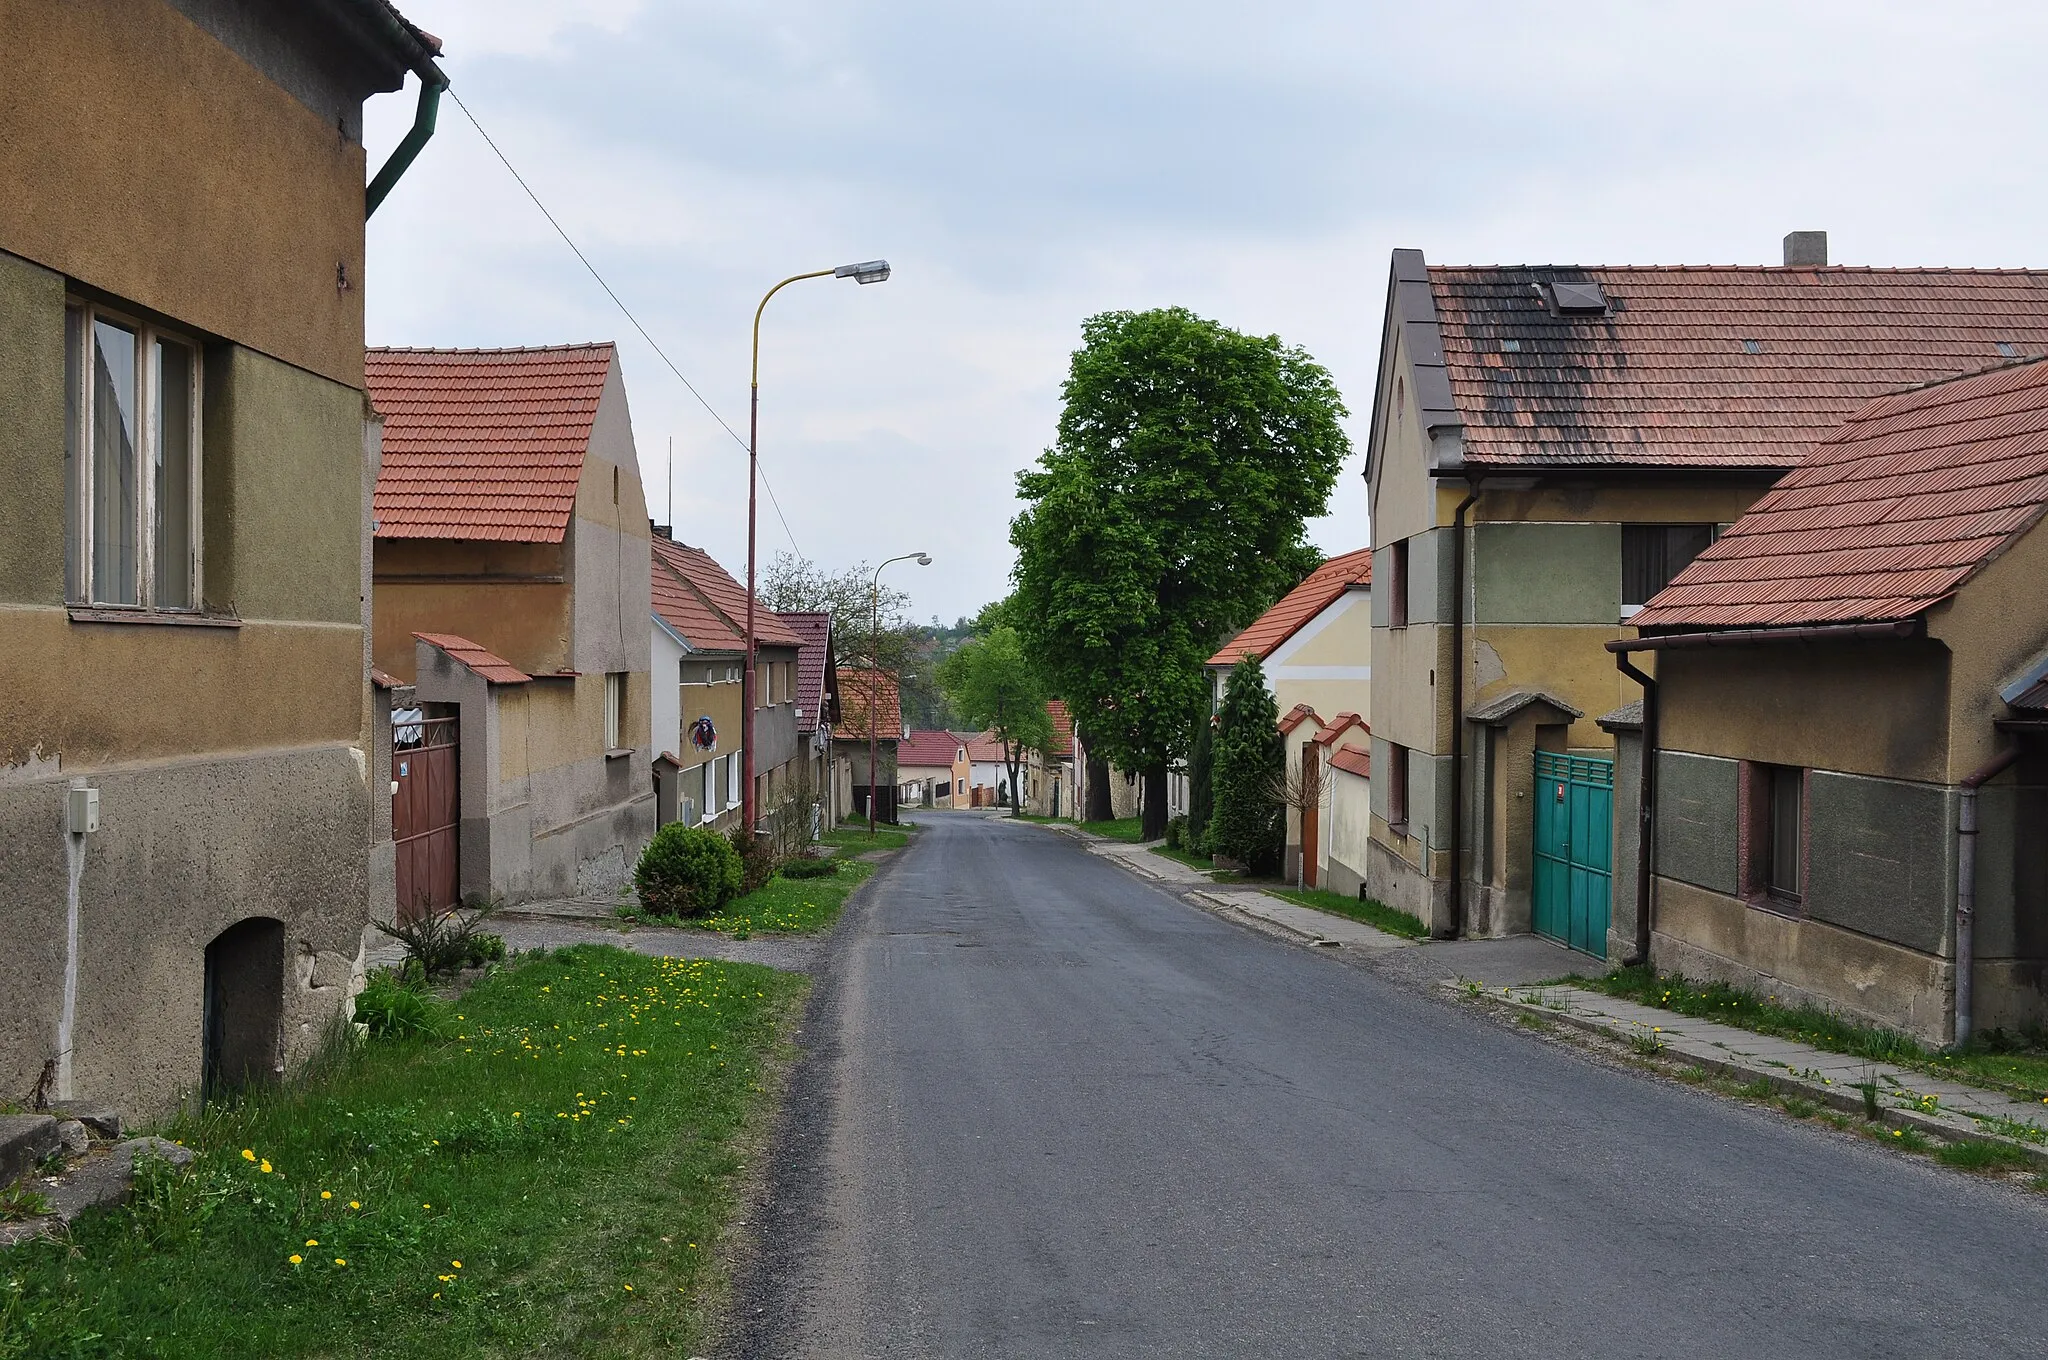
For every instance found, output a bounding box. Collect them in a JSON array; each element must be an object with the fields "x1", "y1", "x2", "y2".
[
  {"x1": 1622, "y1": 524, "x2": 1717, "y2": 613},
  {"x1": 1387, "y1": 742, "x2": 1410, "y2": 834},
  {"x1": 1742, "y1": 761, "x2": 1807, "y2": 907},
  {"x1": 1389, "y1": 539, "x2": 1410, "y2": 628}
]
